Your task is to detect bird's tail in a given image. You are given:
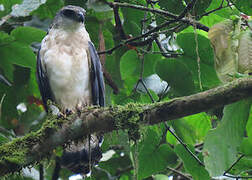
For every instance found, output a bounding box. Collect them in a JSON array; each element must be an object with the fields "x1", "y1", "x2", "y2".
[{"x1": 60, "y1": 134, "x2": 103, "y2": 174}]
